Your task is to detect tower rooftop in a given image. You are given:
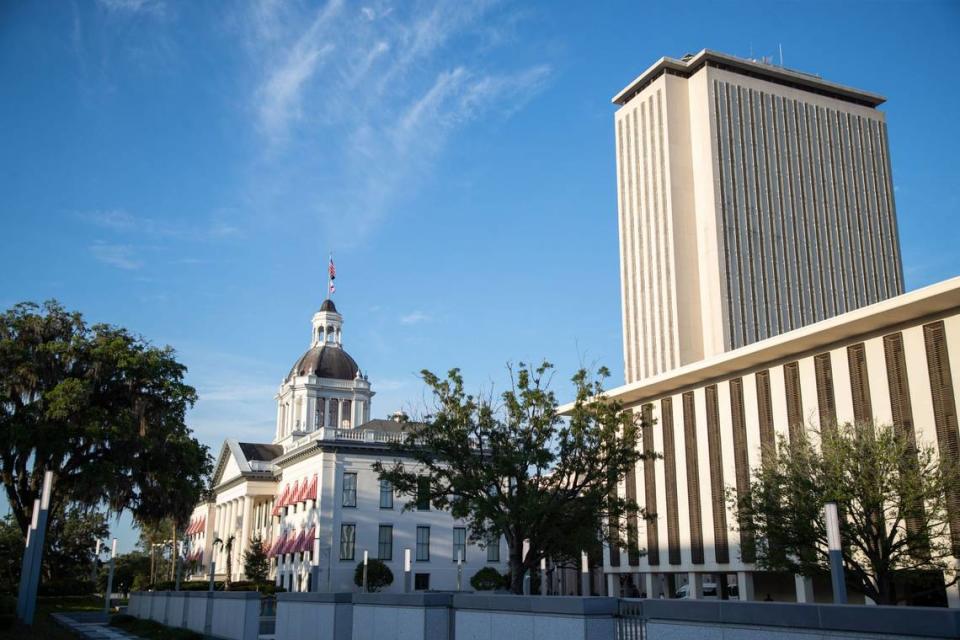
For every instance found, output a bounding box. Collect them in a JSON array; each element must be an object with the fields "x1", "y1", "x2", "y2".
[{"x1": 612, "y1": 49, "x2": 886, "y2": 108}]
